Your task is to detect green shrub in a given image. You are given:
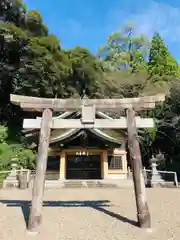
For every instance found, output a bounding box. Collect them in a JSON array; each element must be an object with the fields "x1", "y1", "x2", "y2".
[{"x1": 0, "y1": 126, "x2": 36, "y2": 171}]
